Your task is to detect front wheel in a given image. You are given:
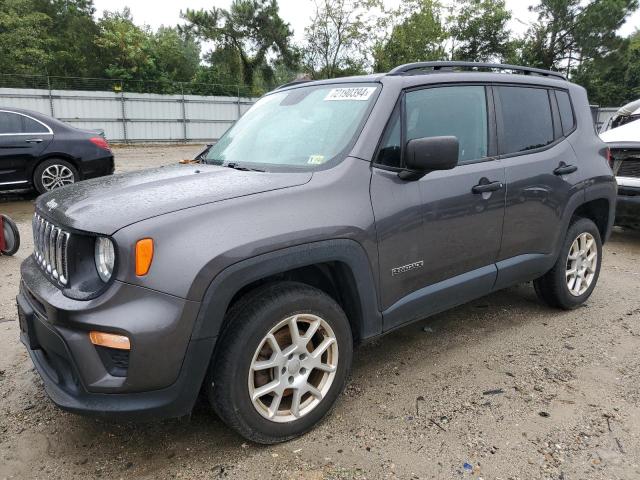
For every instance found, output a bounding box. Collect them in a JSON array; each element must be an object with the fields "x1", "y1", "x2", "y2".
[
  {"x1": 534, "y1": 217, "x2": 602, "y2": 310},
  {"x1": 208, "y1": 282, "x2": 353, "y2": 444}
]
